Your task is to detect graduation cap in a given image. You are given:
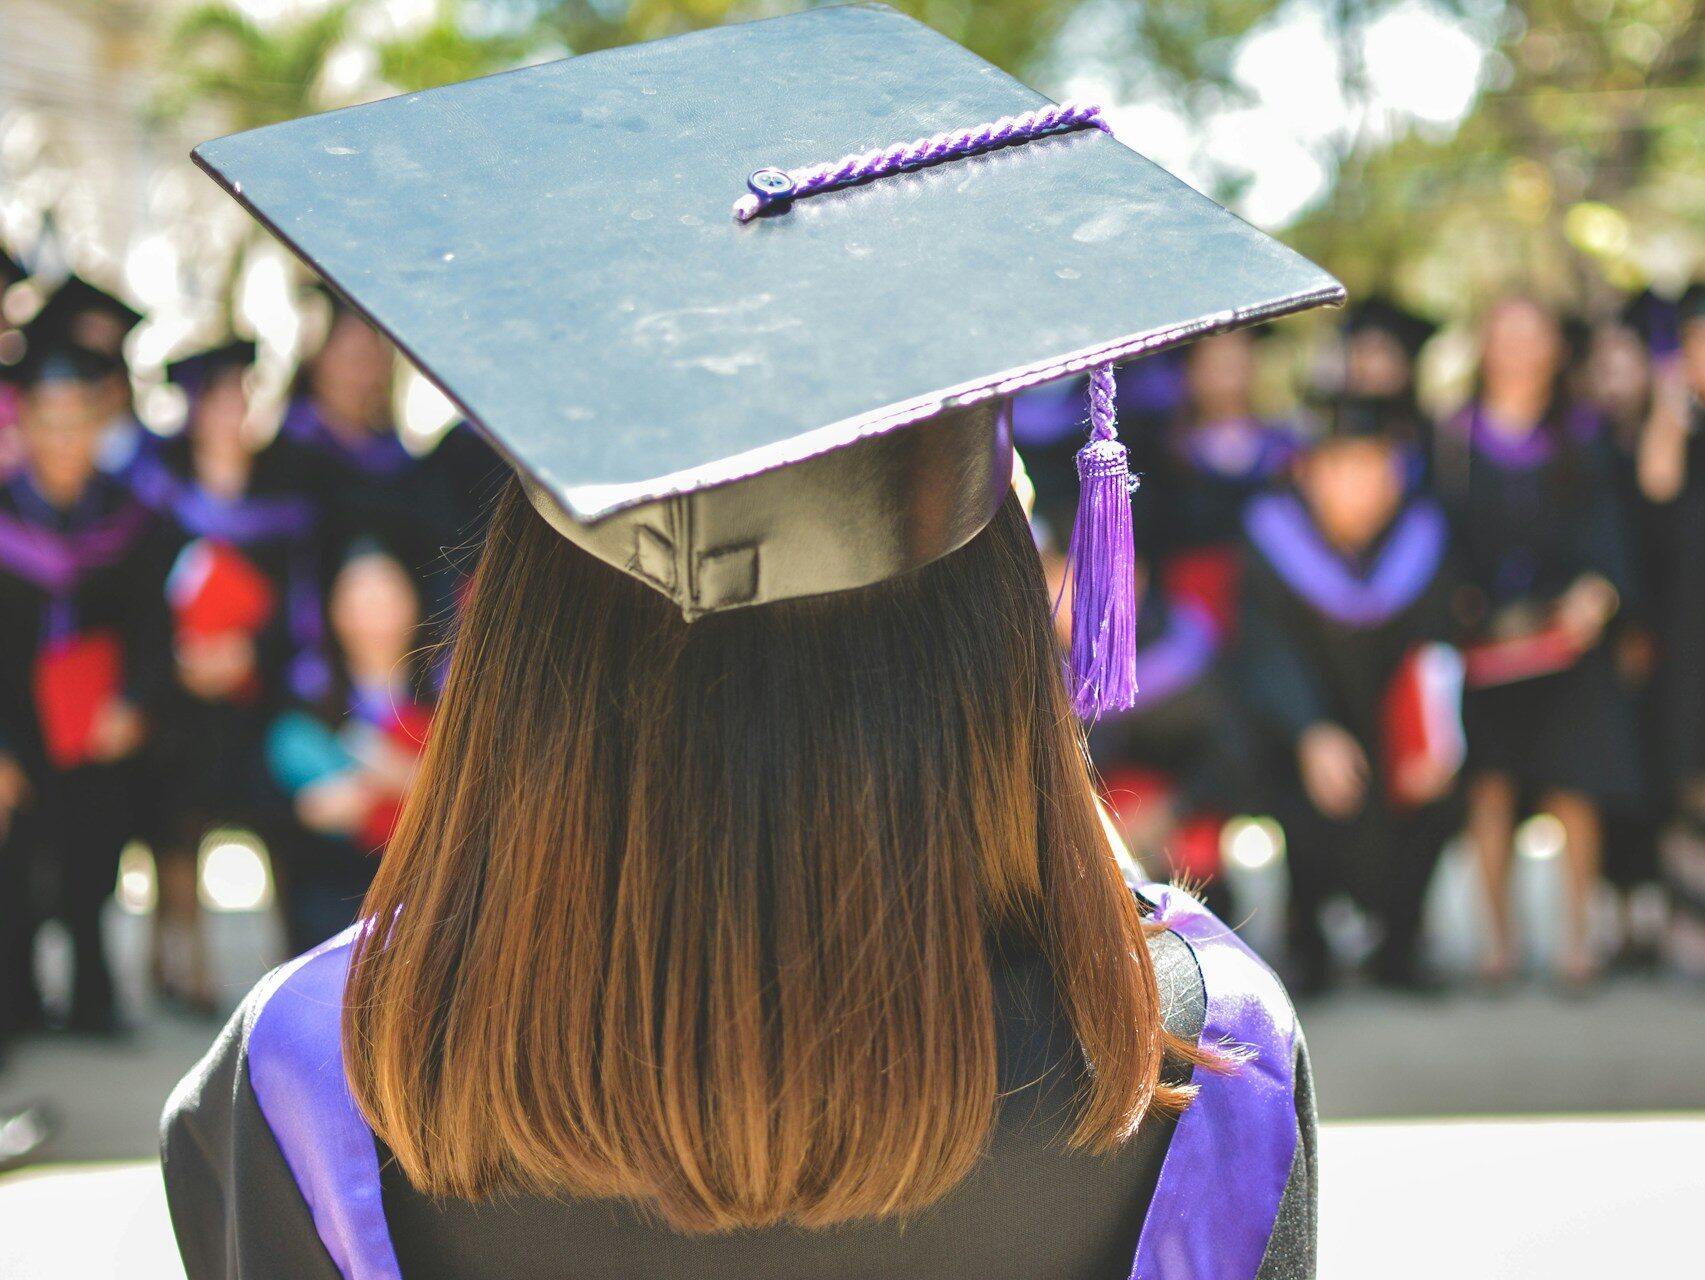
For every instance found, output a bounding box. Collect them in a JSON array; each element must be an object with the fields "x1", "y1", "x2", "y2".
[
  {"x1": 166, "y1": 338, "x2": 258, "y2": 400},
  {"x1": 0, "y1": 303, "x2": 115, "y2": 388},
  {"x1": 32, "y1": 275, "x2": 143, "y2": 364},
  {"x1": 1342, "y1": 296, "x2": 1436, "y2": 359},
  {"x1": 191, "y1": 5, "x2": 1342, "y2": 714}
]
